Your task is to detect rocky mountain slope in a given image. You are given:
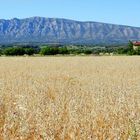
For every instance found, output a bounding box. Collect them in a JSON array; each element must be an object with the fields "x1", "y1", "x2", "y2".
[{"x1": 0, "y1": 17, "x2": 140, "y2": 44}]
